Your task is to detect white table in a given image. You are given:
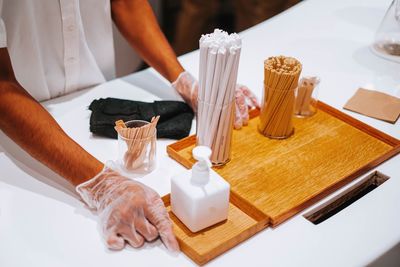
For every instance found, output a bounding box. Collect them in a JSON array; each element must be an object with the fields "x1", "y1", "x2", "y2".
[{"x1": 1, "y1": 0, "x2": 400, "y2": 266}]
